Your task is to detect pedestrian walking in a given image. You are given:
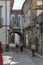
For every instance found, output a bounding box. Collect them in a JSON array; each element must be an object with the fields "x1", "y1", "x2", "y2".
[
  {"x1": 0, "y1": 41, "x2": 3, "y2": 65},
  {"x1": 31, "y1": 43, "x2": 36, "y2": 57},
  {"x1": 16, "y1": 42, "x2": 19, "y2": 52},
  {"x1": 20, "y1": 42, "x2": 23, "y2": 52}
]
